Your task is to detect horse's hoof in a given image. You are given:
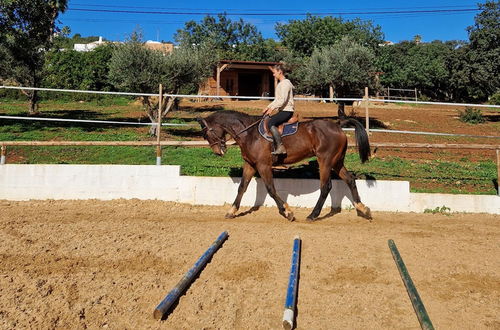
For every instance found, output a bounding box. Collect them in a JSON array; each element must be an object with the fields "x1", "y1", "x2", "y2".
[
  {"x1": 354, "y1": 203, "x2": 372, "y2": 221},
  {"x1": 356, "y1": 208, "x2": 372, "y2": 220},
  {"x1": 225, "y1": 213, "x2": 236, "y2": 219},
  {"x1": 330, "y1": 207, "x2": 342, "y2": 215},
  {"x1": 306, "y1": 216, "x2": 315, "y2": 222}
]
